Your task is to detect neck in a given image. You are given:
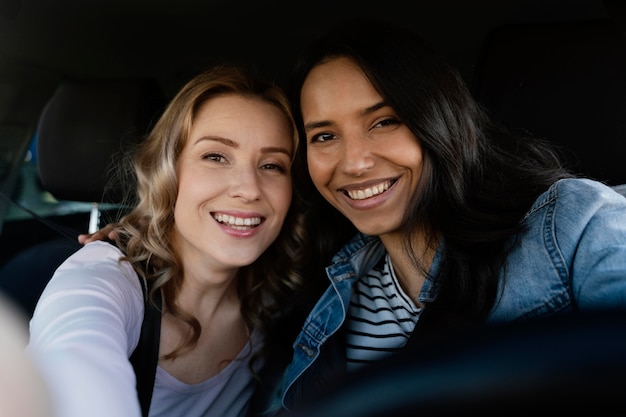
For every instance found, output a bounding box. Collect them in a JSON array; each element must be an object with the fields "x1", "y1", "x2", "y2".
[{"x1": 379, "y1": 231, "x2": 436, "y2": 304}]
